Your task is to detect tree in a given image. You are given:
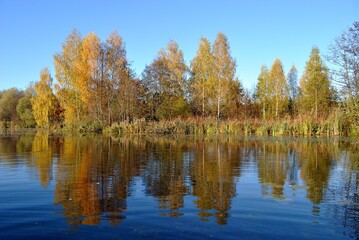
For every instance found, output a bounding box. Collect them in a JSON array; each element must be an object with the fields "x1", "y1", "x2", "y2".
[
  {"x1": 105, "y1": 31, "x2": 131, "y2": 123},
  {"x1": 16, "y1": 85, "x2": 36, "y2": 127},
  {"x1": 299, "y1": 47, "x2": 332, "y2": 118},
  {"x1": 142, "y1": 41, "x2": 189, "y2": 120},
  {"x1": 54, "y1": 29, "x2": 83, "y2": 125},
  {"x1": 0, "y1": 88, "x2": 23, "y2": 124},
  {"x1": 269, "y1": 58, "x2": 289, "y2": 118},
  {"x1": 55, "y1": 30, "x2": 142, "y2": 125},
  {"x1": 76, "y1": 32, "x2": 101, "y2": 121},
  {"x1": 117, "y1": 77, "x2": 146, "y2": 121},
  {"x1": 190, "y1": 37, "x2": 214, "y2": 116},
  {"x1": 213, "y1": 33, "x2": 236, "y2": 119},
  {"x1": 287, "y1": 65, "x2": 299, "y2": 115},
  {"x1": 142, "y1": 57, "x2": 165, "y2": 120},
  {"x1": 327, "y1": 21, "x2": 359, "y2": 122},
  {"x1": 32, "y1": 68, "x2": 54, "y2": 127},
  {"x1": 222, "y1": 77, "x2": 245, "y2": 118},
  {"x1": 256, "y1": 65, "x2": 270, "y2": 119}
]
